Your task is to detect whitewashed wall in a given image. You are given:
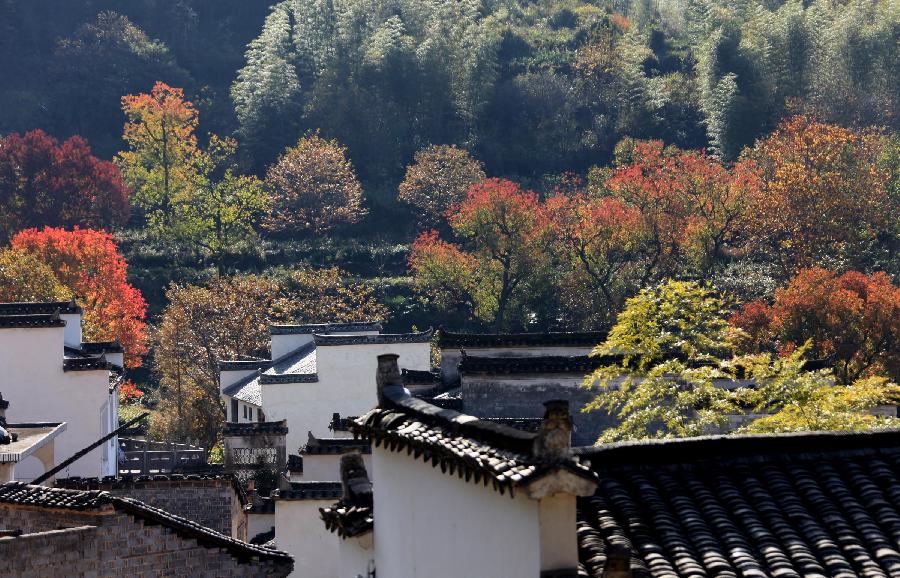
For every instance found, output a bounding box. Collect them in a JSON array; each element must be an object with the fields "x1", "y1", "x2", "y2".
[
  {"x1": 275, "y1": 499, "x2": 340, "y2": 578},
  {"x1": 372, "y1": 446, "x2": 541, "y2": 577},
  {"x1": 300, "y1": 453, "x2": 372, "y2": 481},
  {"x1": 262, "y1": 342, "x2": 429, "y2": 453},
  {"x1": 338, "y1": 533, "x2": 374, "y2": 578},
  {"x1": 0, "y1": 326, "x2": 113, "y2": 479}
]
